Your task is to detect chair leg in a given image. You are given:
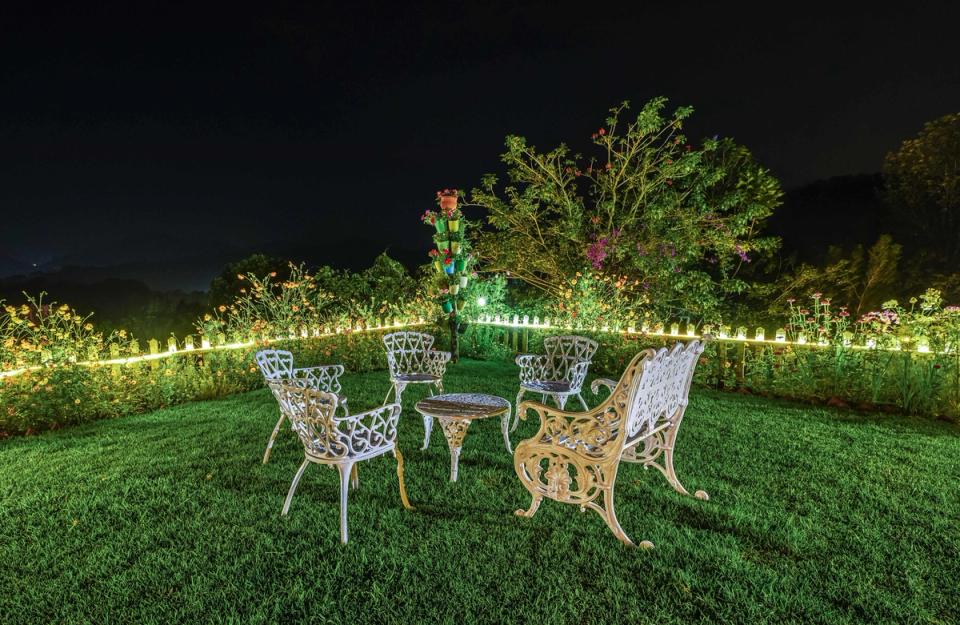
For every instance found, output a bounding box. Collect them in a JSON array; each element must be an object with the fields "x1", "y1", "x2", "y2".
[
  {"x1": 282, "y1": 459, "x2": 310, "y2": 516},
  {"x1": 383, "y1": 383, "x2": 396, "y2": 406},
  {"x1": 556, "y1": 394, "x2": 568, "y2": 410},
  {"x1": 512, "y1": 389, "x2": 524, "y2": 433},
  {"x1": 421, "y1": 415, "x2": 433, "y2": 451},
  {"x1": 576, "y1": 392, "x2": 589, "y2": 412},
  {"x1": 350, "y1": 464, "x2": 359, "y2": 490},
  {"x1": 336, "y1": 461, "x2": 354, "y2": 544},
  {"x1": 263, "y1": 412, "x2": 286, "y2": 464},
  {"x1": 501, "y1": 410, "x2": 513, "y2": 455},
  {"x1": 434, "y1": 380, "x2": 444, "y2": 395},
  {"x1": 394, "y1": 448, "x2": 414, "y2": 510}
]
